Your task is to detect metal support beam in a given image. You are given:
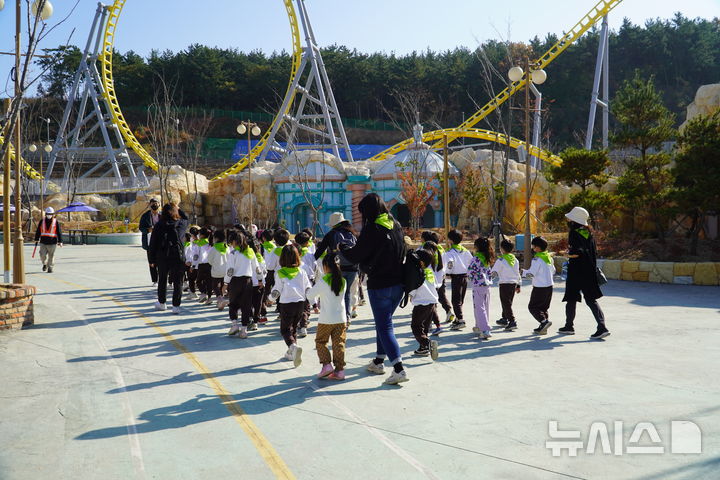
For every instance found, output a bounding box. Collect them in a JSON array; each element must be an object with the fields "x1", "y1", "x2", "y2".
[{"x1": 585, "y1": 14, "x2": 610, "y2": 150}]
